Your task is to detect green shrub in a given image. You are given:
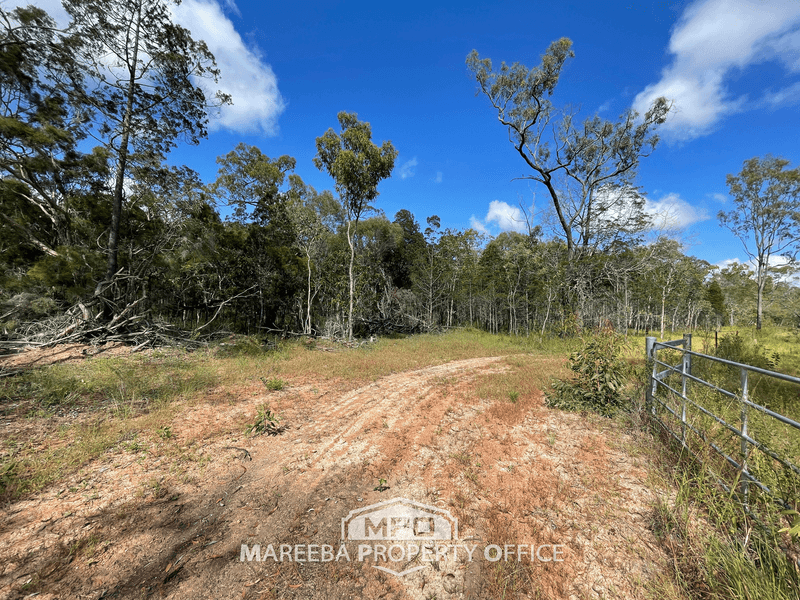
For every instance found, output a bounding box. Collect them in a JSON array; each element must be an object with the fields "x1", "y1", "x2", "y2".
[
  {"x1": 545, "y1": 327, "x2": 630, "y2": 417},
  {"x1": 245, "y1": 404, "x2": 286, "y2": 436},
  {"x1": 715, "y1": 332, "x2": 779, "y2": 370},
  {"x1": 260, "y1": 376, "x2": 285, "y2": 391}
]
